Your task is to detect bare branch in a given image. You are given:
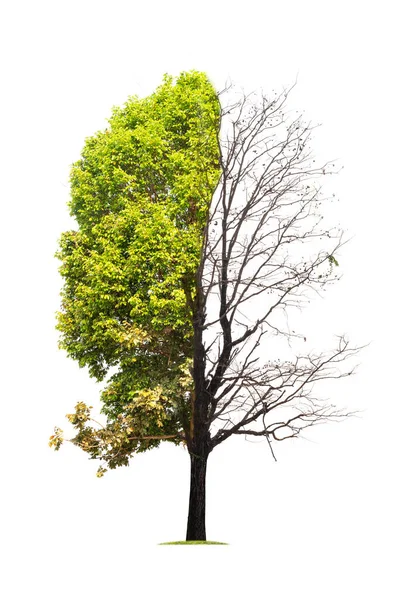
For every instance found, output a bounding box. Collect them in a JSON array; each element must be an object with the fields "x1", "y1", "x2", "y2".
[{"x1": 197, "y1": 85, "x2": 363, "y2": 454}]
